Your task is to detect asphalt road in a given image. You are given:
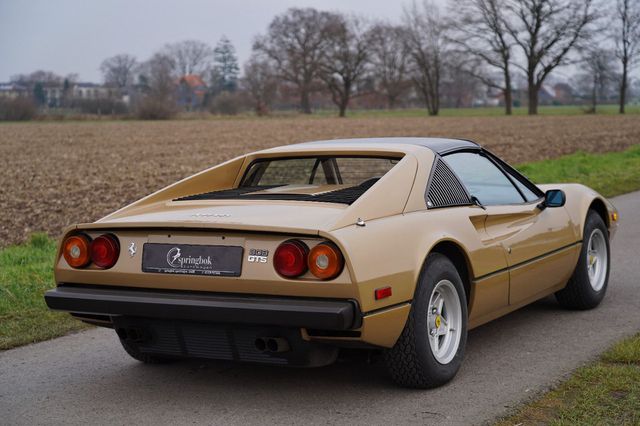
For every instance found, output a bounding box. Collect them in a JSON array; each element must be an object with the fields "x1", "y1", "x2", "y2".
[{"x1": 2, "y1": 191, "x2": 639, "y2": 426}]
